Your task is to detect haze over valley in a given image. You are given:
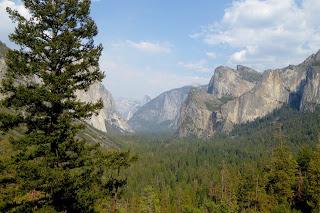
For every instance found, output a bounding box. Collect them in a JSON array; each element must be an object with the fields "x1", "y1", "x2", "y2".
[{"x1": 1, "y1": 0, "x2": 320, "y2": 212}]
